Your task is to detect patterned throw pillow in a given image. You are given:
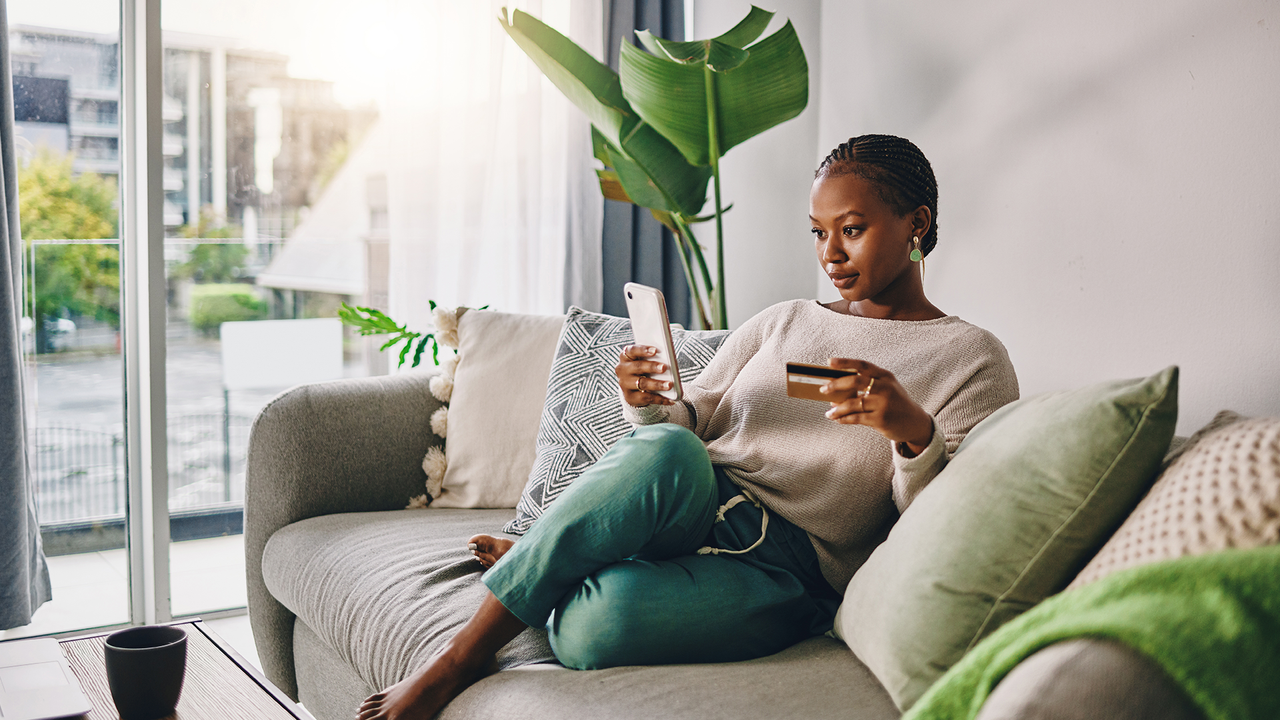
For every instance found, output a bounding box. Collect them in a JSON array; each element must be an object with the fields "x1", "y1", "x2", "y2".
[
  {"x1": 503, "y1": 307, "x2": 731, "y2": 535},
  {"x1": 1068, "y1": 410, "x2": 1280, "y2": 589}
]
